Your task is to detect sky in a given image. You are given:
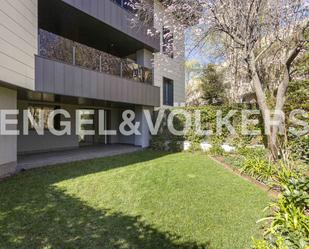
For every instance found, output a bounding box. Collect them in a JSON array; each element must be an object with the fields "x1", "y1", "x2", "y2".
[{"x1": 185, "y1": 27, "x2": 224, "y2": 66}]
